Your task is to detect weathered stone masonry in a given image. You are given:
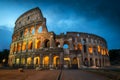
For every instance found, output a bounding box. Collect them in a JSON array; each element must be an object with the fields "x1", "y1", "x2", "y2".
[{"x1": 8, "y1": 7, "x2": 110, "y2": 69}]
